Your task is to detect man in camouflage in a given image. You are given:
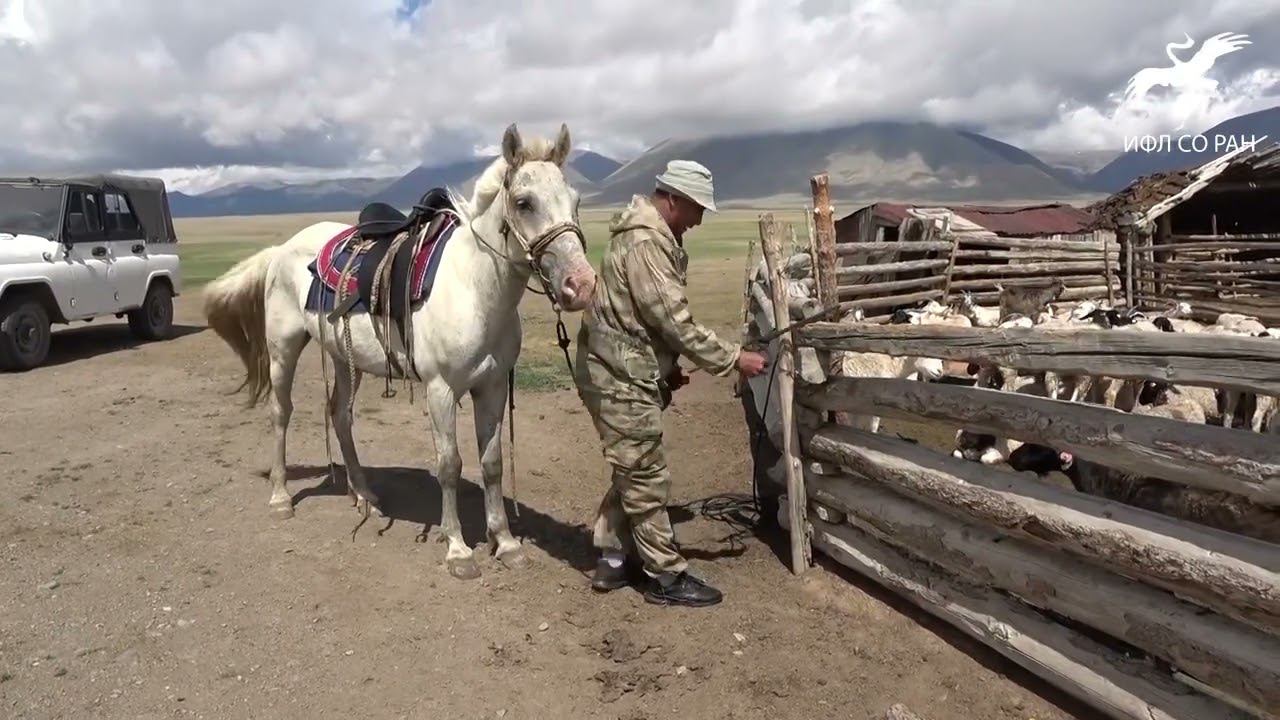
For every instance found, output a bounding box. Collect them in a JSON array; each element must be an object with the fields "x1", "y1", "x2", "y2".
[{"x1": 573, "y1": 159, "x2": 769, "y2": 607}]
